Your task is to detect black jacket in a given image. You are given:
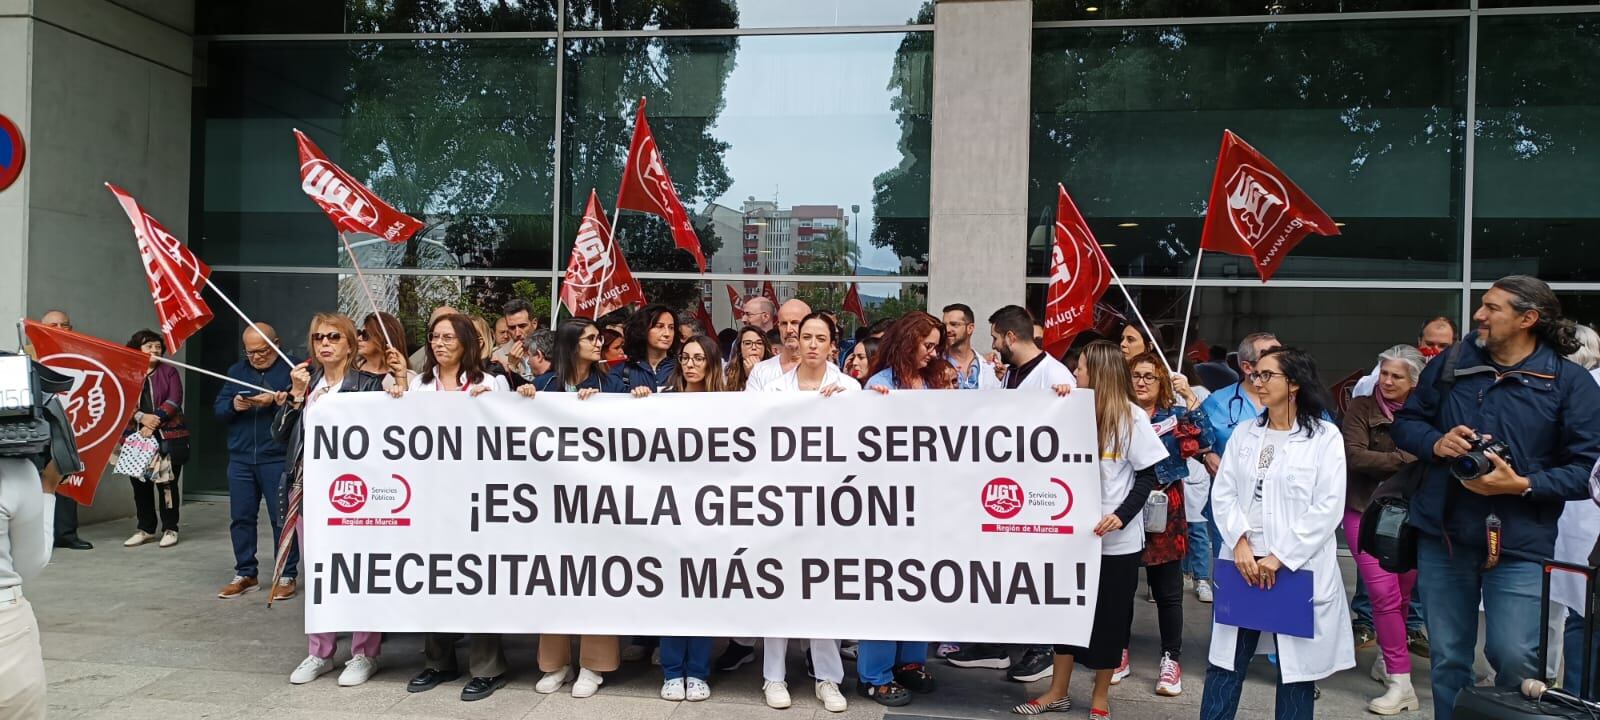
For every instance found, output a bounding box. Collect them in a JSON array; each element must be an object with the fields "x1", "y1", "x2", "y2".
[{"x1": 271, "y1": 367, "x2": 387, "y2": 527}]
